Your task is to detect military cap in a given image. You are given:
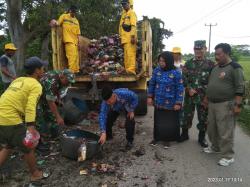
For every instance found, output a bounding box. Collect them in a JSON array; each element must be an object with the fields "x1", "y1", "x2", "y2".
[
  {"x1": 194, "y1": 40, "x2": 206, "y2": 49},
  {"x1": 24, "y1": 56, "x2": 48, "y2": 68},
  {"x1": 121, "y1": 0, "x2": 129, "y2": 5}
]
